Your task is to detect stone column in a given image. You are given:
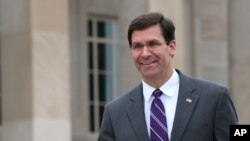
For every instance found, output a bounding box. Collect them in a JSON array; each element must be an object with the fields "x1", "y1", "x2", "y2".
[
  {"x1": 229, "y1": 0, "x2": 250, "y2": 123},
  {"x1": 1, "y1": 0, "x2": 71, "y2": 141},
  {"x1": 191, "y1": 0, "x2": 229, "y2": 86}
]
